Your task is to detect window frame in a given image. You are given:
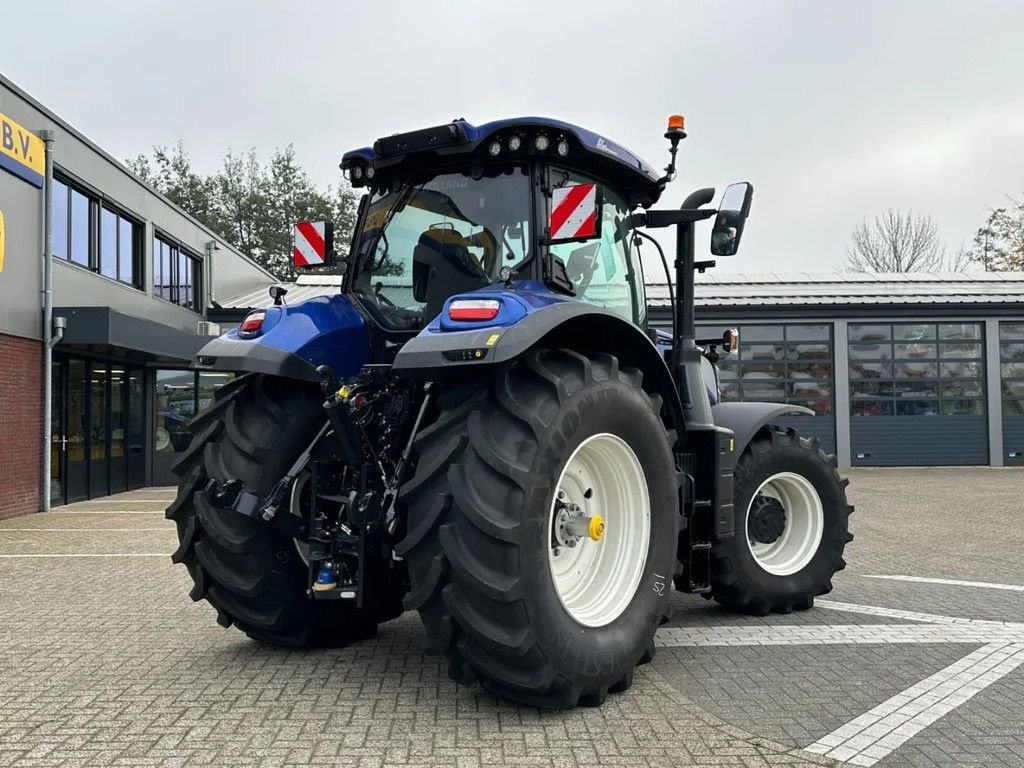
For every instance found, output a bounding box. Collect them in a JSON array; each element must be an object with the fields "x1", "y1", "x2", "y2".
[
  {"x1": 999, "y1": 322, "x2": 1024, "y2": 416},
  {"x1": 51, "y1": 169, "x2": 143, "y2": 289},
  {"x1": 848, "y1": 322, "x2": 986, "y2": 417},
  {"x1": 543, "y1": 165, "x2": 644, "y2": 326},
  {"x1": 699, "y1": 323, "x2": 834, "y2": 416},
  {"x1": 153, "y1": 231, "x2": 203, "y2": 313}
]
